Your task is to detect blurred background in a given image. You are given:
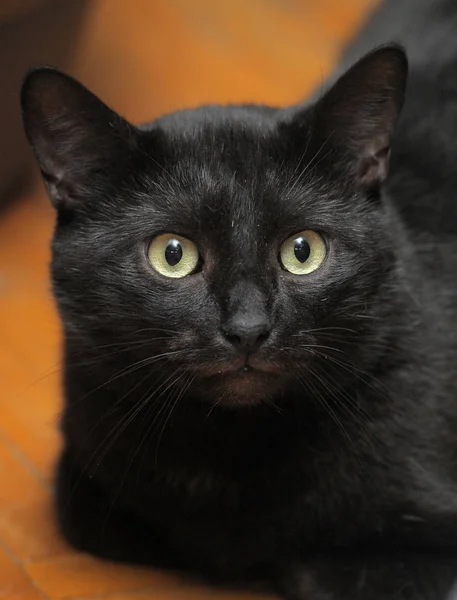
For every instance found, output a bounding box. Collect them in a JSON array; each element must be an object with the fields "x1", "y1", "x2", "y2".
[{"x1": 0, "y1": 1, "x2": 375, "y2": 598}]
